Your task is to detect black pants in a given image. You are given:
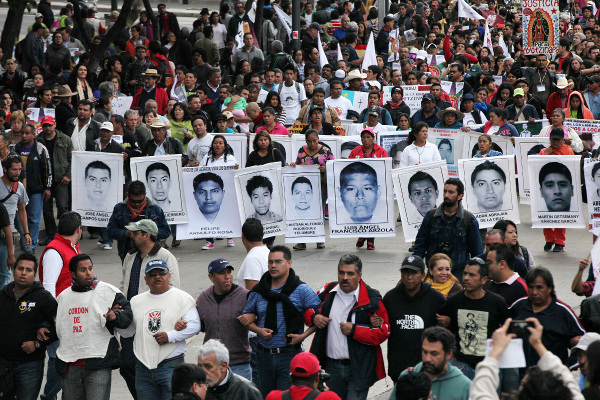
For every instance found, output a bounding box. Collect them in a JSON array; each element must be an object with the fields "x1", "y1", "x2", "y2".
[{"x1": 42, "y1": 181, "x2": 70, "y2": 240}]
